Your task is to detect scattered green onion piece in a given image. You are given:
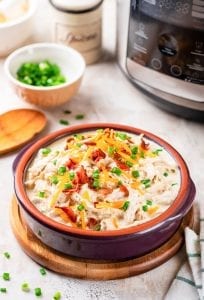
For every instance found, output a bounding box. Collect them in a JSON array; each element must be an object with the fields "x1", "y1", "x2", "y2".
[
  {"x1": 42, "y1": 148, "x2": 51, "y2": 156},
  {"x1": 38, "y1": 191, "x2": 45, "y2": 198},
  {"x1": 116, "y1": 132, "x2": 127, "y2": 140},
  {"x1": 152, "y1": 149, "x2": 163, "y2": 155},
  {"x1": 64, "y1": 183, "x2": 73, "y2": 190},
  {"x1": 131, "y1": 146, "x2": 138, "y2": 155},
  {"x1": 59, "y1": 119, "x2": 69, "y2": 126},
  {"x1": 63, "y1": 110, "x2": 71, "y2": 114},
  {"x1": 76, "y1": 143, "x2": 82, "y2": 147},
  {"x1": 111, "y1": 167, "x2": 122, "y2": 176},
  {"x1": 172, "y1": 183, "x2": 178, "y2": 186},
  {"x1": 2, "y1": 273, "x2": 10, "y2": 281},
  {"x1": 132, "y1": 170, "x2": 140, "y2": 178},
  {"x1": 69, "y1": 172, "x2": 75, "y2": 180},
  {"x1": 163, "y1": 172, "x2": 169, "y2": 177},
  {"x1": 35, "y1": 287, "x2": 42, "y2": 297},
  {"x1": 122, "y1": 201, "x2": 130, "y2": 211},
  {"x1": 95, "y1": 224, "x2": 101, "y2": 231},
  {"x1": 53, "y1": 160, "x2": 57, "y2": 166},
  {"x1": 21, "y1": 282, "x2": 30, "y2": 292},
  {"x1": 146, "y1": 200, "x2": 153, "y2": 206},
  {"x1": 77, "y1": 204, "x2": 85, "y2": 211},
  {"x1": 130, "y1": 154, "x2": 137, "y2": 159},
  {"x1": 0, "y1": 288, "x2": 7, "y2": 293},
  {"x1": 108, "y1": 146, "x2": 116, "y2": 156},
  {"x1": 4, "y1": 252, "x2": 10, "y2": 259},
  {"x1": 53, "y1": 291, "x2": 62, "y2": 300},
  {"x1": 140, "y1": 151, "x2": 145, "y2": 158},
  {"x1": 141, "y1": 179, "x2": 151, "y2": 188},
  {"x1": 93, "y1": 179, "x2": 100, "y2": 189},
  {"x1": 126, "y1": 161, "x2": 133, "y2": 167},
  {"x1": 39, "y1": 268, "x2": 46, "y2": 276},
  {"x1": 117, "y1": 180, "x2": 123, "y2": 186},
  {"x1": 58, "y1": 166, "x2": 66, "y2": 175},
  {"x1": 142, "y1": 205, "x2": 148, "y2": 212},
  {"x1": 92, "y1": 169, "x2": 100, "y2": 179},
  {"x1": 51, "y1": 176, "x2": 59, "y2": 185},
  {"x1": 75, "y1": 114, "x2": 85, "y2": 120},
  {"x1": 74, "y1": 134, "x2": 83, "y2": 140}
]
